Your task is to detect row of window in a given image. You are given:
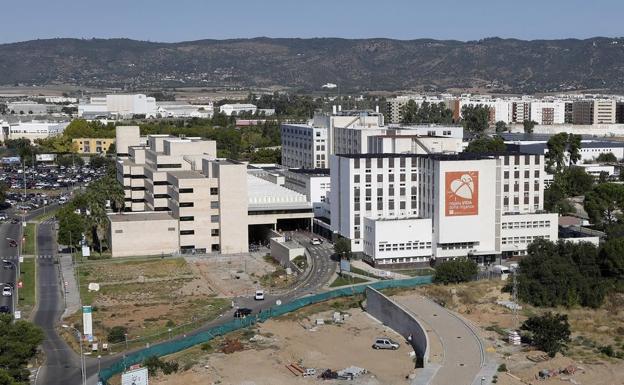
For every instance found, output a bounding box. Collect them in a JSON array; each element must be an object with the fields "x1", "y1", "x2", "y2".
[
  {"x1": 501, "y1": 220, "x2": 551, "y2": 229},
  {"x1": 501, "y1": 235, "x2": 550, "y2": 244},
  {"x1": 439, "y1": 241, "x2": 479, "y2": 250},
  {"x1": 376, "y1": 242, "x2": 431, "y2": 252}
]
